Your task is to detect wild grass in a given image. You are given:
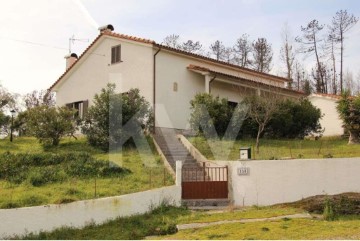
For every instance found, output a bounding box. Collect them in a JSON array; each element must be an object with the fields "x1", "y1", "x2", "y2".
[
  {"x1": 0, "y1": 137, "x2": 174, "y2": 208},
  {"x1": 189, "y1": 135, "x2": 360, "y2": 160}
]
